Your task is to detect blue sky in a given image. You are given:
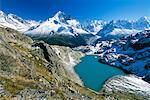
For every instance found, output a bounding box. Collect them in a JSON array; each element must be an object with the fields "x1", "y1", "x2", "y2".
[{"x1": 0, "y1": 0, "x2": 150, "y2": 22}]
